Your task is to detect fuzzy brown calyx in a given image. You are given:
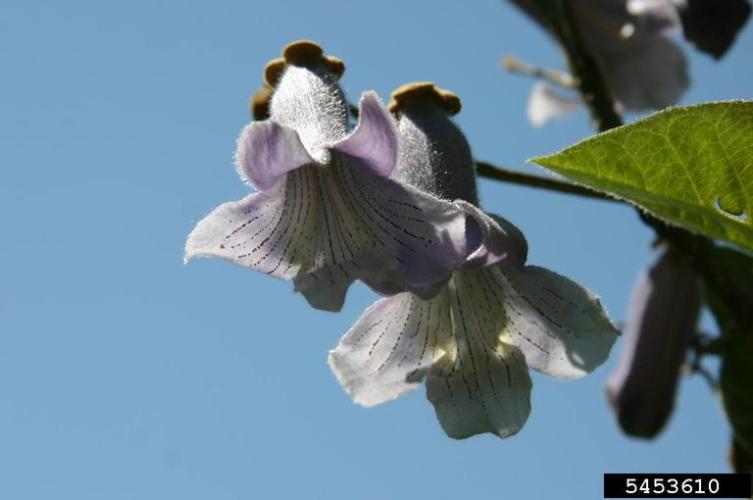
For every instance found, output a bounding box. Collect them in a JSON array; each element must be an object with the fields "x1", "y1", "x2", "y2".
[
  {"x1": 322, "y1": 56, "x2": 345, "y2": 79},
  {"x1": 249, "y1": 85, "x2": 273, "y2": 120},
  {"x1": 263, "y1": 58, "x2": 286, "y2": 88},
  {"x1": 388, "y1": 82, "x2": 461, "y2": 116},
  {"x1": 283, "y1": 39, "x2": 324, "y2": 64},
  {"x1": 262, "y1": 40, "x2": 345, "y2": 87}
]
